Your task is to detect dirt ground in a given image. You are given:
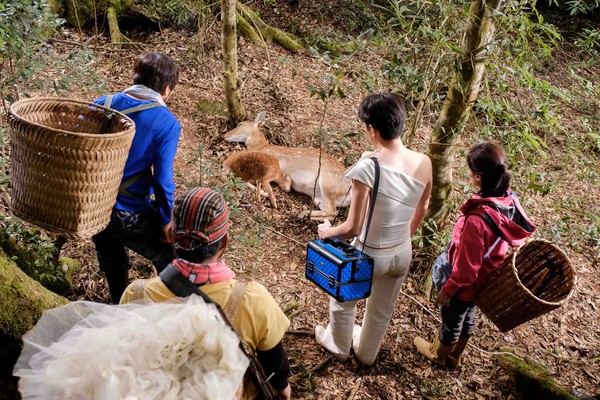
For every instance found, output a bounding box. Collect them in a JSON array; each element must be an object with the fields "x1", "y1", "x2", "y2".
[{"x1": 3, "y1": 2, "x2": 600, "y2": 399}]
